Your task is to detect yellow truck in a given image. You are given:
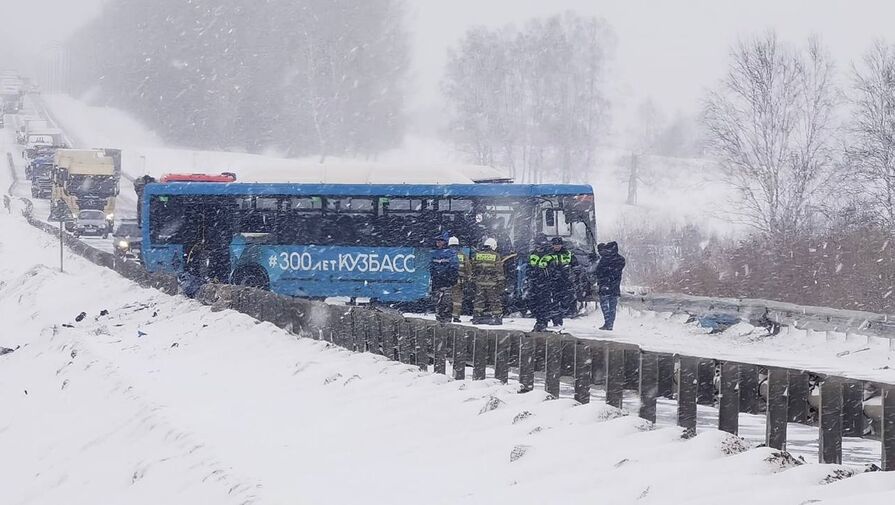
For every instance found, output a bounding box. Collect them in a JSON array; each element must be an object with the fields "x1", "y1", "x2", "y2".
[{"x1": 50, "y1": 149, "x2": 122, "y2": 231}]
